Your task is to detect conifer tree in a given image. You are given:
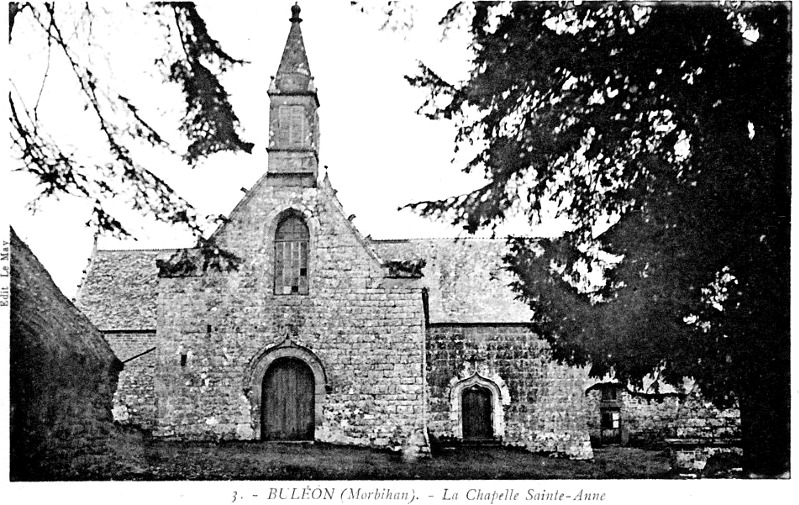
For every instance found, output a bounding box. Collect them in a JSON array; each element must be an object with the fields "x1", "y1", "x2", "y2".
[{"x1": 408, "y1": 1, "x2": 790, "y2": 476}]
